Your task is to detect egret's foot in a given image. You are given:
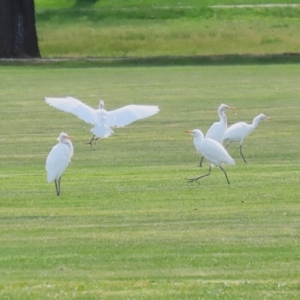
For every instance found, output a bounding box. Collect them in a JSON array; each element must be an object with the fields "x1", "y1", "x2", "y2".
[
  {"x1": 86, "y1": 135, "x2": 98, "y2": 148},
  {"x1": 186, "y1": 177, "x2": 201, "y2": 185}
]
